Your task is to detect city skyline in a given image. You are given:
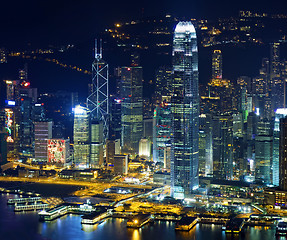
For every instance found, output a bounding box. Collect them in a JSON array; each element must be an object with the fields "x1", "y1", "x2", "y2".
[{"x1": 2, "y1": 3, "x2": 287, "y2": 239}]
